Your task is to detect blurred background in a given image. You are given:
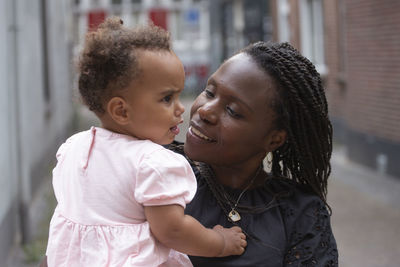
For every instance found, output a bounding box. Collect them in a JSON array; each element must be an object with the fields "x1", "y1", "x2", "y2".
[{"x1": 1, "y1": 0, "x2": 400, "y2": 266}]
